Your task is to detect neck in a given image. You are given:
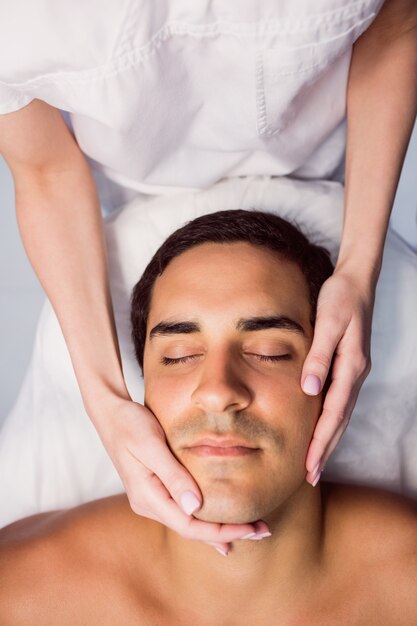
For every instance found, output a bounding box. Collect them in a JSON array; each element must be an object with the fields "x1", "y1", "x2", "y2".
[{"x1": 163, "y1": 482, "x2": 325, "y2": 621}]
